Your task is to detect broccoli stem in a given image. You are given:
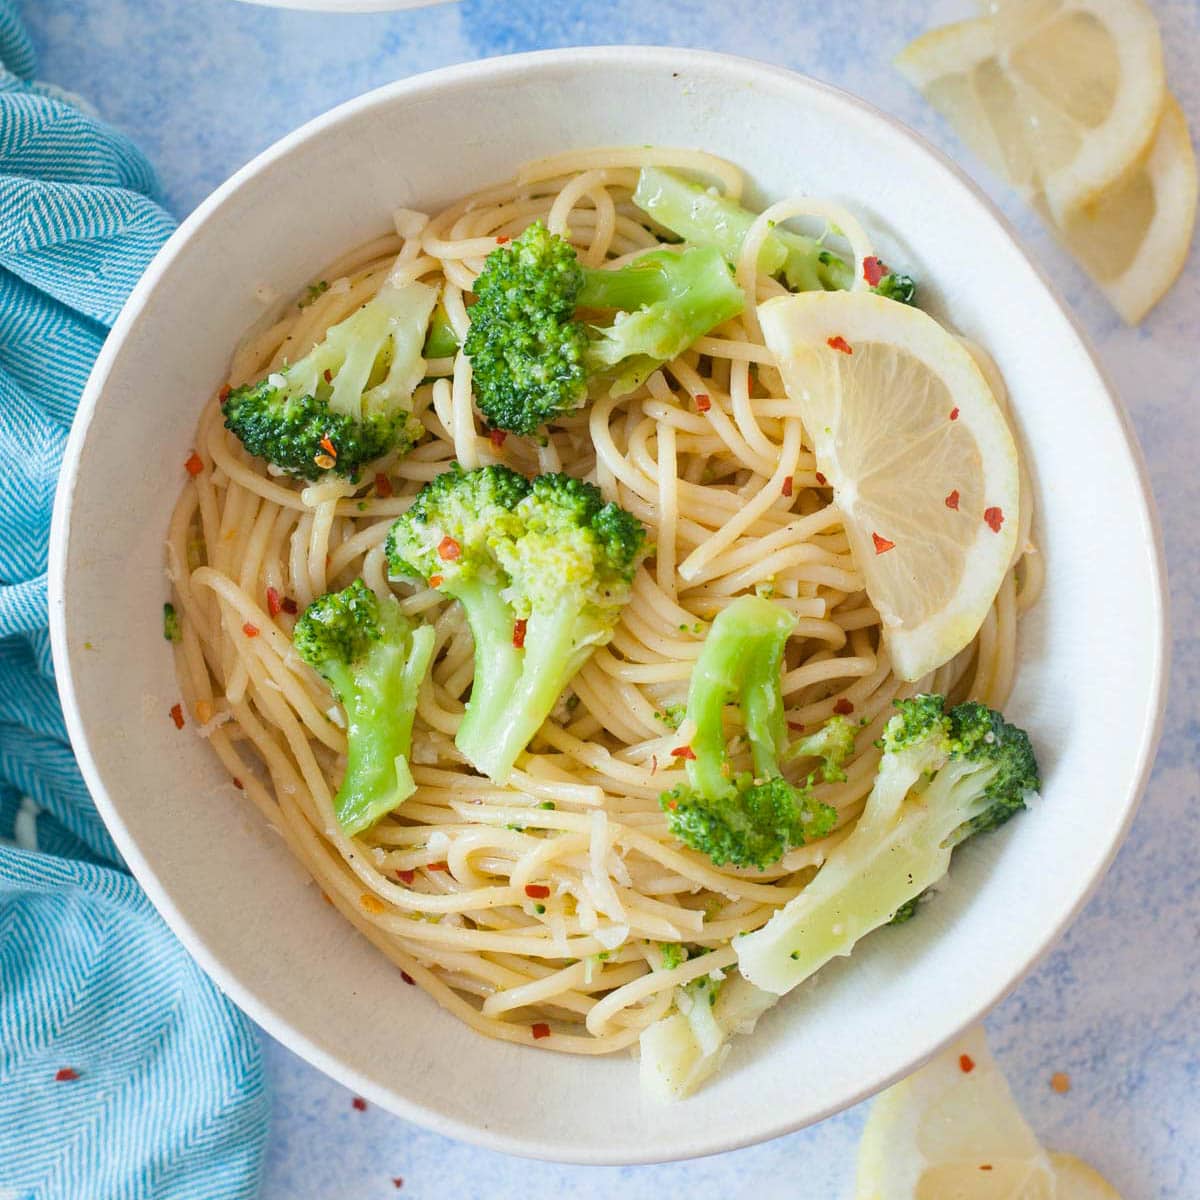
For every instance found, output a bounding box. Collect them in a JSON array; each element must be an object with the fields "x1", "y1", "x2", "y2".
[
  {"x1": 632, "y1": 167, "x2": 852, "y2": 293},
  {"x1": 329, "y1": 622, "x2": 436, "y2": 835}
]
